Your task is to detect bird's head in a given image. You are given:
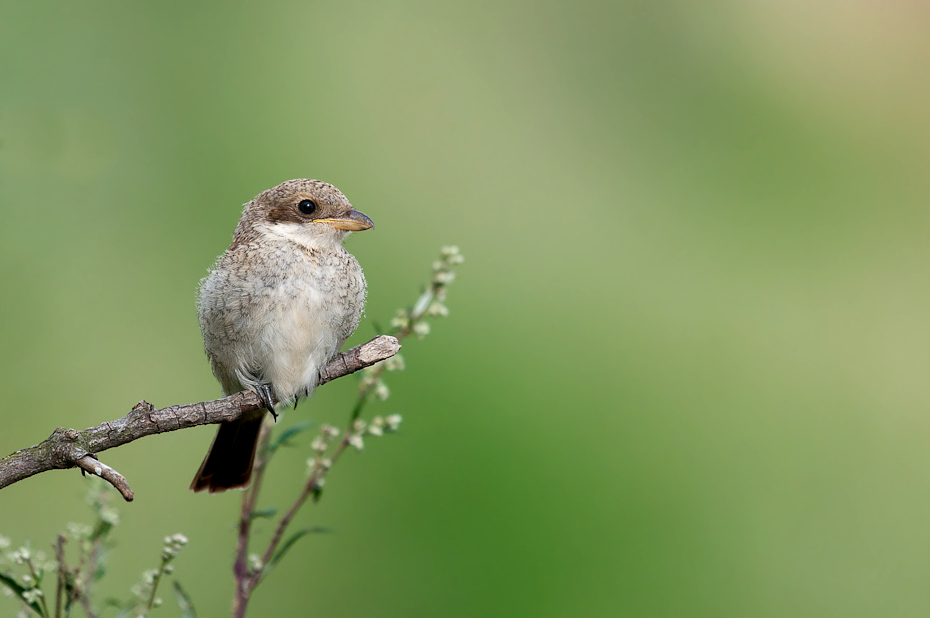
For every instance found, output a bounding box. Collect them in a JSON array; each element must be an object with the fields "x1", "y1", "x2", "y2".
[{"x1": 234, "y1": 179, "x2": 373, "y2": 250}]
